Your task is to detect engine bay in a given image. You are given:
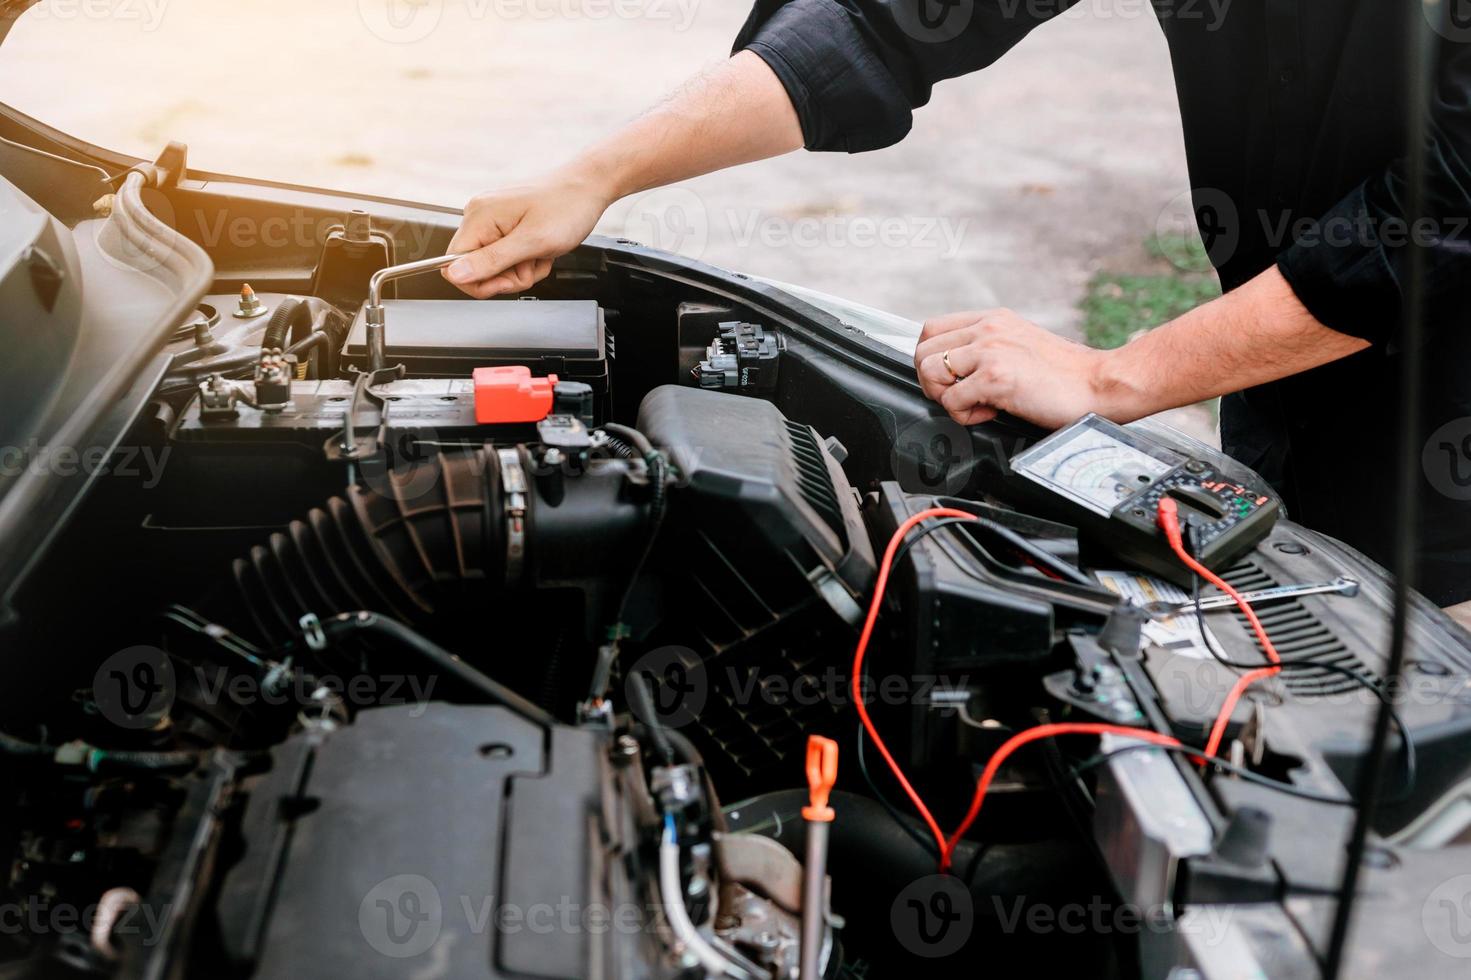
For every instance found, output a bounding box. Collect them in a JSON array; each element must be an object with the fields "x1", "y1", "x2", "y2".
[{"x1": 3, "y1": 148, "x2": 1471, "y2": 979}]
